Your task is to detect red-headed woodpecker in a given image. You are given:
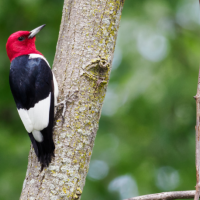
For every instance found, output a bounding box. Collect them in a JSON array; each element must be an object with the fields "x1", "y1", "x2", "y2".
[{"x1": 6, "y1": 25, "x2": 58, "y2": 168}]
